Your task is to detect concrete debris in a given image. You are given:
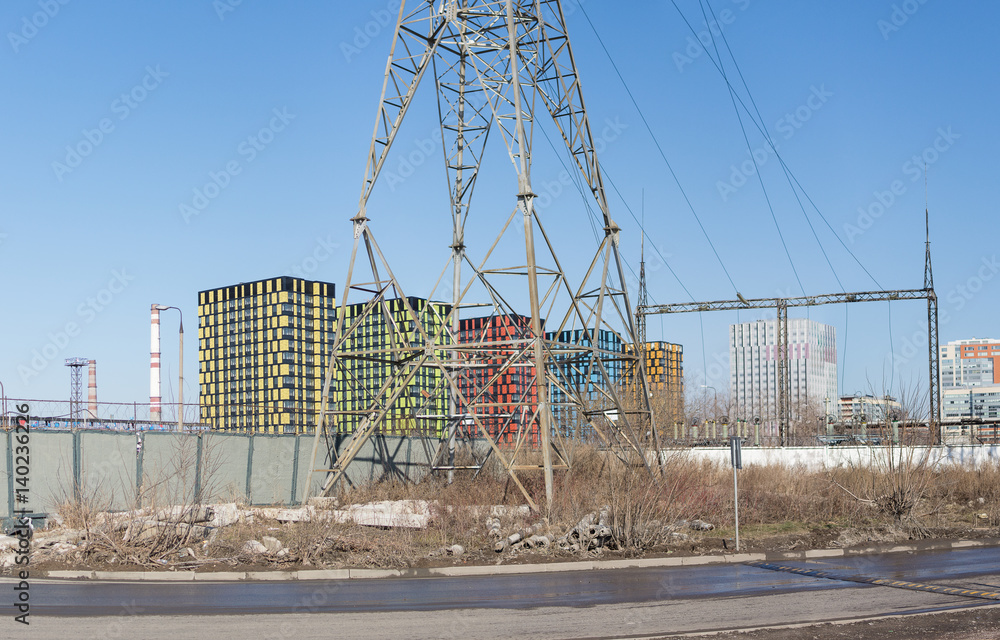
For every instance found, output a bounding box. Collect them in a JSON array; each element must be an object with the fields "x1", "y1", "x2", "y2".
[
  {"x1": 494, "y1": 522, "x2": 547, "y2": 553},
  {"x1": 0, "y1": 535, "x2": 21, "y2": 551},
  {"x1": 208, "y1": 503, "x2": 242, "y2": 528},
  {"x1": 330, "y1": 500, "x2": 431, "y2": 529},
  {"x1": 688, "y1": 520, "x2": 715, "y2": 531},
  {"x1": 155, "y1": 505, "x2": 214, "y2": 524},
  {"x1": 242, "y1": 540, "x2": 268, "y2": 555},
  {"x1": 253, "y1": 506, "x2": 316, "y2": 523},
  {"x1": 34, "y1": 529, "x2": 86, "y2": 546},
  {"x1": 261, "y1": 536, "x2": 284, "y2": 554},
  {"x1": 524, "y1": 534, "x2": 553, "y2": 549},
  {"x1": 51, "y1": 542, "x2": 76, "y2": 555},
  {"x1": 429, "y1": 543, "x2": 467, "y2": 558},
  {"x1": 123, "y1": 519, "x2": 212, "y2": 544},
  {"x1": 306, "y1": 496, "x2": 340, "y2": 509},
  {"x1": 242, "y1": 537, "x2": 288, "y2": 556},
  {"x1": 556, "y1": 511, "x2": 614, "y2": 552},
  {"x1": 486, "y1": 518, "x2": 503, "y2": 541},
  {"x1": 487, "y1": 505, "x2": 532, "y2": 519}
]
